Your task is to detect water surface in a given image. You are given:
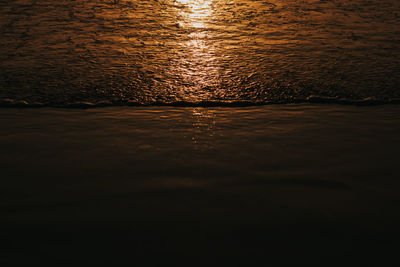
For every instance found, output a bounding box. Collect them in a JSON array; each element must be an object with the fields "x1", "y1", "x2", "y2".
[
  {"x1": 0, "y1": 0, "x2": 399, "y2": 106},
  {"x1": 1, "y1": 104, "x2": 400, "y2": 264}
]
